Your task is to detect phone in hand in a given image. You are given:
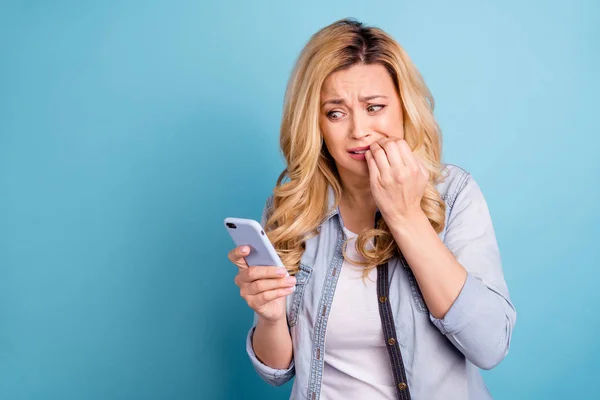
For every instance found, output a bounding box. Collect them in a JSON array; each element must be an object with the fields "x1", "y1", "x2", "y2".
[{"x1": 224, "y1": 217, "x2": 288, "y2": 274}]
